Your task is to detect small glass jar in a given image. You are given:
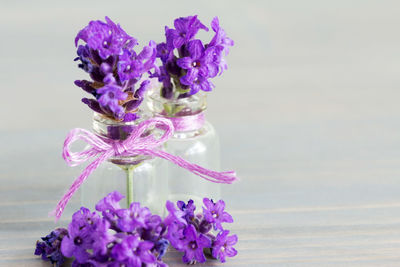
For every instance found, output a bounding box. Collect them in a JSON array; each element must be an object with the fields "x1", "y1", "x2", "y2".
[
  {"x1": 147, "y1": 91, "x2": 221, "y2": 208},
  {"x1": 81, "y1": 112, "x2": 168, "y2": 215}
]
